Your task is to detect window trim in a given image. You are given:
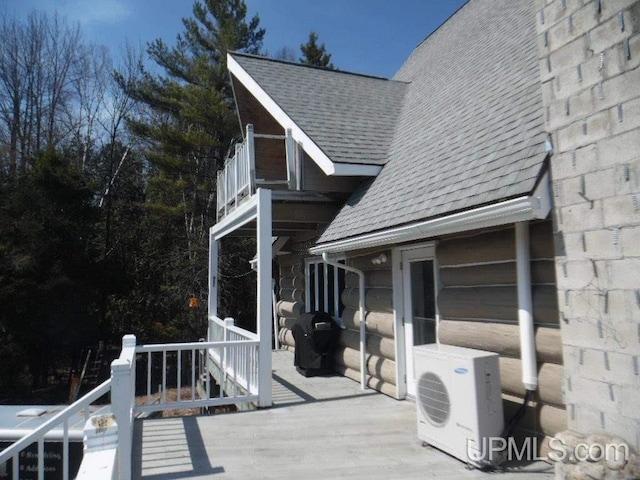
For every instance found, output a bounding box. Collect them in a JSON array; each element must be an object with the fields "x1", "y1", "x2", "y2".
[{"x1": 304, "y1": 255, "x2": 346, "y2": 321}]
